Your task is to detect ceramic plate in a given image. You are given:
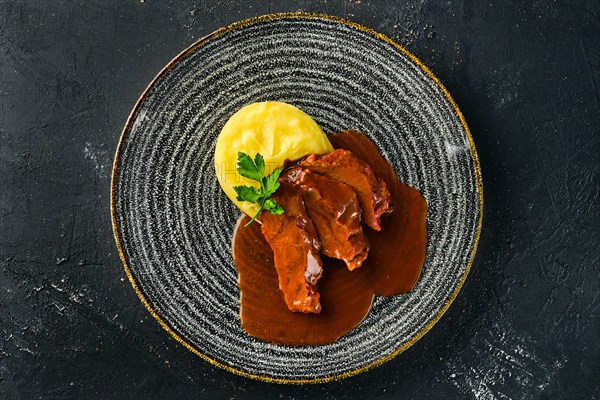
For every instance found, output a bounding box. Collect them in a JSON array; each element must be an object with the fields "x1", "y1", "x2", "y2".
[{"x1": 111, "y1": 13, "x2": 483, "y2": 383}]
